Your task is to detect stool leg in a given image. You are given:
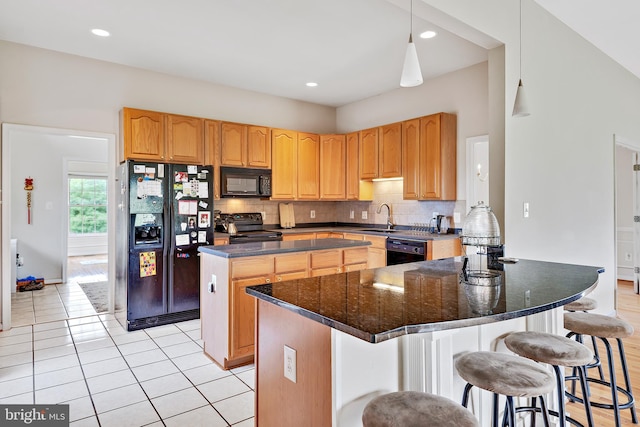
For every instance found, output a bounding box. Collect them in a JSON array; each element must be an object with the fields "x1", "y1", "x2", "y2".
[
  {"x1": 616, "y1": 338, "x2": 638, "y2": 423},
  {"x1": 591, "y1": 335, "x2": 605, "y2": 381},
  {"x1": 577, "y1": 365, "x2": 595, "y2": 427},
  {"x1": 539, "y1": 395, "x2": 551, "y2": 427},
  {"x1": 553, "y1": 365, "x2": 567, "y2": 427},
  {"x1": 601, "y1": 337, "x2": 622, "y2": 427},
  {"x1": 462, "y1": 383, "x2": 474, "y2": 408},
  {"x1": 506, "y1": 396, "x2": 516, "y2": 427},
  {"x1": 493, "y1": 393, "x2": 500, "y2": 427}
]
